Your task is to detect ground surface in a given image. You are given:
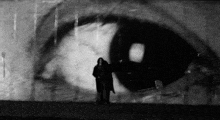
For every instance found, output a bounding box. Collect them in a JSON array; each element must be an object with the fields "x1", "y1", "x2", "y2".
[{"x1": 0, "y1": 101, "x2": 219, "y2": 119}]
